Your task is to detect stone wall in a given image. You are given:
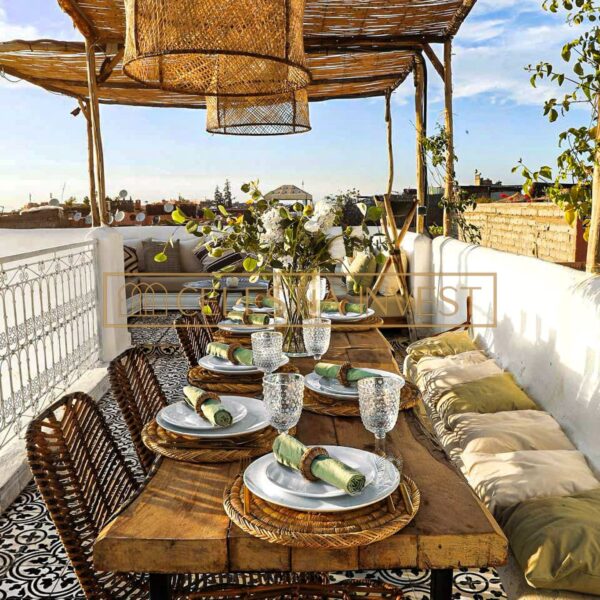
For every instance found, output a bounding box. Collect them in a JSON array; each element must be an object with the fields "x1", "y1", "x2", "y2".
[{"x1": 451, "y1": 202, "x2": 585, "y2": 264}]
